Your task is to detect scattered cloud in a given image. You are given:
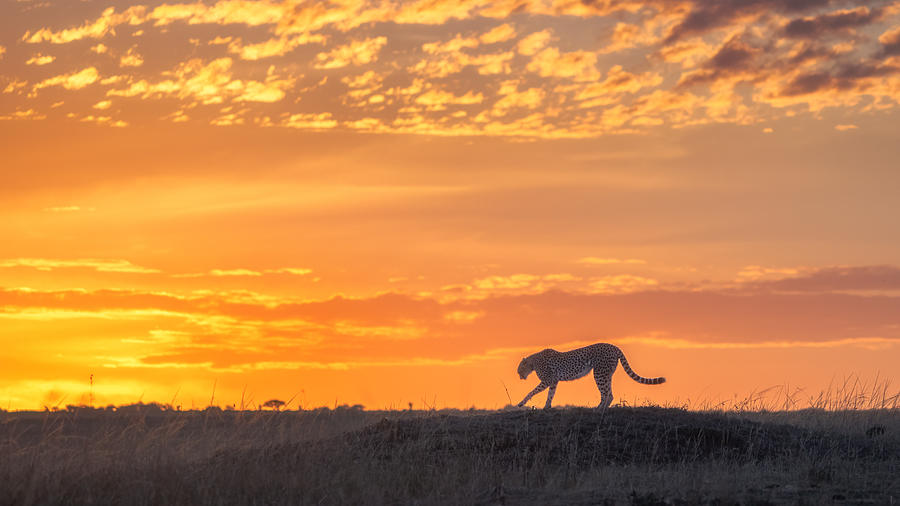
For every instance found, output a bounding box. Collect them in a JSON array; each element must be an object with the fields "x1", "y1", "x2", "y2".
[
  {"x1": 588, "y1": 275, "x2": 659, "y2": 294},
  {"x1": 736, "y1": 265, "x2": 801, "y2": 281},
  {"x1": 7, "y1": 0, "x2": 900, "y2": 138},
  {"x1": 25, "y1": 54, "x2": 55, "y2": 65},
  {"x1": 107, "y1": 58, "x2": 294, "y2": 104},
  {"x1": 282, "y1": 112, "x2": 337, "y2": 129},
  {"x1": 0, "y1": 258, "x2": 159, "y2": 273},
  {"x1": 578, "y1": 257, "x2": 647, "y2": 265},
  {"x1": 411, "y1": 33, "x2": 514, "y2": 78},
  {"x1": 22, "y1": 6, "x2": 146, "y2": 43},
  {"x1": 175, "y1": 267, "x2": 311, "y2": 278},
  {"x1": 881, "y1": 25, "x2": 900, "y2": 55},
  {"x1": 783, "y1": 7, "x2": 884, "y2": 39},
  {"x1": 227, "y1": 33, "x2": 324, "y2": 60},
  {"x1": 663, "y1": 0, "x2": 848, "y2": 45},
  {"x1": 79, "y1": 115, "x2": 128, "y2": 127},
  {"x1": 526, "y1": 47, "x2": 600, "y2": 82},
  {"x1": 480, "y1": 23, "x2": 516, "y2": 44},
  {"x1": 754, "y1": 265, "x2": 900, "y2": 292},
  {"x1": 314, "y1": 37, "x2": 387, "y2": 69},
  {"x1": 834, "y1": 124, "x2": 858, "y2": 131},
  {"x1": 517, "y1": 30, "x2": 552, "y2": 56},
  {"x1": 210, "y1": 268, "x2": 263, "y2": 277},
  {"x1": 415, "y1": 88, "x2": 484, "y2": 109},
  {"x1": 119, "y1": 48, "x2": 144, "y2": 67},
  {"x1": 33, "y1": 67, "x2": 100, "y2": 91},
  {"x1": 0, "y1": 109, "x2": 46, "y2": 120},
  {"x1": 43, "y1": 205, "x2": 94, "y2": 212},
  {"x1": 267, "y1": 267, "x2": 312, "y2": 275}
]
